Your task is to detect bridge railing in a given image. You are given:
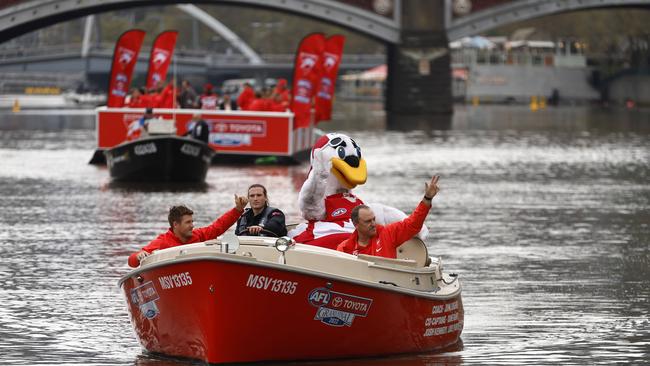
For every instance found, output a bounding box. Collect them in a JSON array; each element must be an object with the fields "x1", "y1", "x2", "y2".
[
  {"x1": 0, "y1": 43, "x2": 86, "y2": 60},
  {"x1": 0, "y1": 42, "x2": 385, "y2": 66},
  {"x1": 0, "y1": 71, "x2": 84, "y2": 94}
]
